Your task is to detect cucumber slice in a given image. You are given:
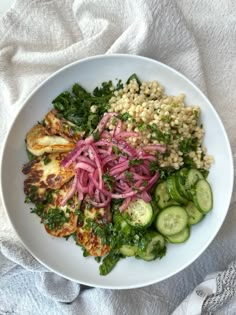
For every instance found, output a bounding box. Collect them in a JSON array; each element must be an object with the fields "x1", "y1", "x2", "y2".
[
  {"x1": 126, "y1": 199, "x2": 153, "y2": 228},
  {"x1": 154, "y1": 182, "x2": 179, "y2": 209},
  {"x1": 176, "y1": 169, "x2": 191, "y2": 199},
  {"x1": 185, "y1": 201, "x2": 204, "y2": 225},
  {"x1": 167, "y1": 227, "x2": 190, "y2": 243},
  {"x1": 186, "y1": 169, "x2": 204, "y2": 197},
  {"x1": 155, "y1": 206, "x2": 188, "y2": 236},
  {"x1": 138, "y1": 252, "x2": 156, "y2": 261},
  {"x1": 120, "y1": 245, "x2": 137, "y2": 257},
  {"x1": 166, "y1": 177, "x2": 188, "y2": 205},
  {"x1": 137, "y1": 231, "x2": 165, "y2": 261},
  {"x1": 193, "y1": 179, "x2": 213, "y2": 213}
]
